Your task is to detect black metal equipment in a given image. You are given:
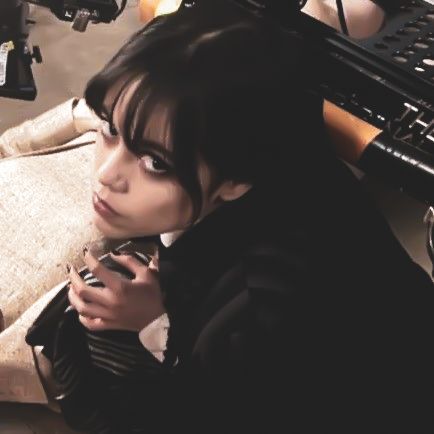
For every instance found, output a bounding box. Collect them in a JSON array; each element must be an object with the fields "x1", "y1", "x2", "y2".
[
  {"x1": 0, "y1": 0, "x2": 37, "y2": 100},
  {"x1": 0, "y1": 0, "x2": 123, "y2": 100},
  {"x1": 291, "y1": 0, "x2": 434, "y2": 271},
  {"x1": 27, "y1": 0, "x2": 121, "y2": 31}
]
